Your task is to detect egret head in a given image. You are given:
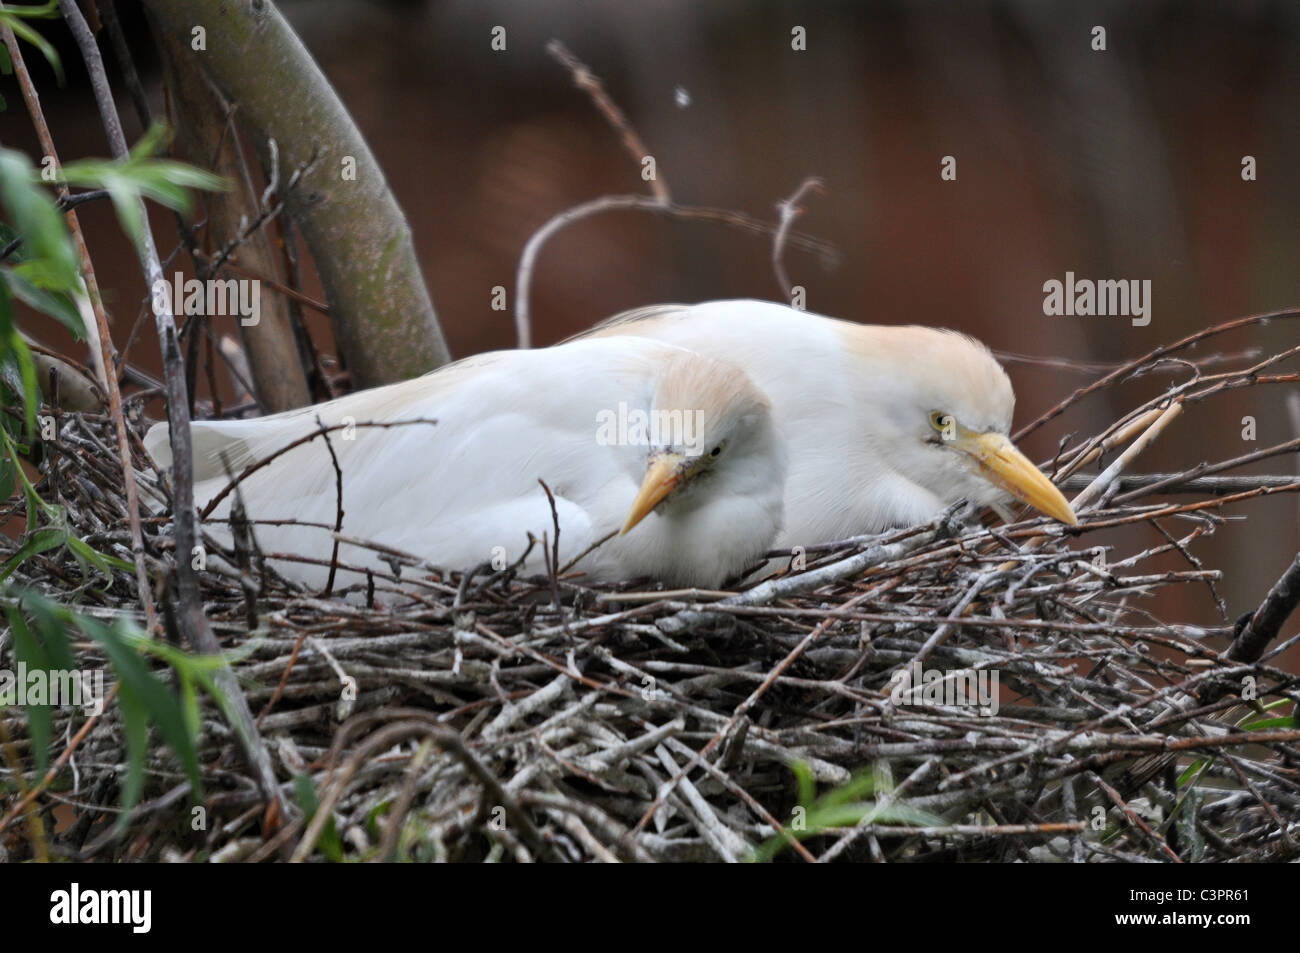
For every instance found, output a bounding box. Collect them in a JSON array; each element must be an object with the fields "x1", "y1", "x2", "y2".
[
  {"x1": 621, "y1": 351, "x2": 786, "y2": 536},
  {"x1": 860, "y1": 327, "x2": 1077, "y2": 526}
]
